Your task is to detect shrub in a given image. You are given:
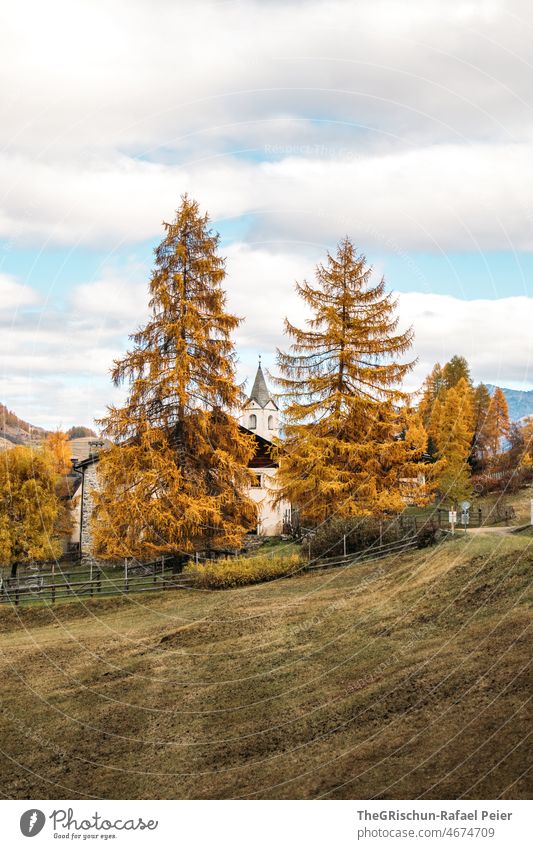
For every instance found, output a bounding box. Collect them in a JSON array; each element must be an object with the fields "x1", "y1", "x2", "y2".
[
  {"x1": 416, "y1": 520, "x2": 440, "y2": 548},
  {"x1": 308, "y1": 516, "x2": 407, "y2": 559},
  {"x1": 184, "y1": 552, "x2": 302, "y2": 589},
  {"x1": 472, "y1": 467, "x2": 533, "y2": 496}
]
